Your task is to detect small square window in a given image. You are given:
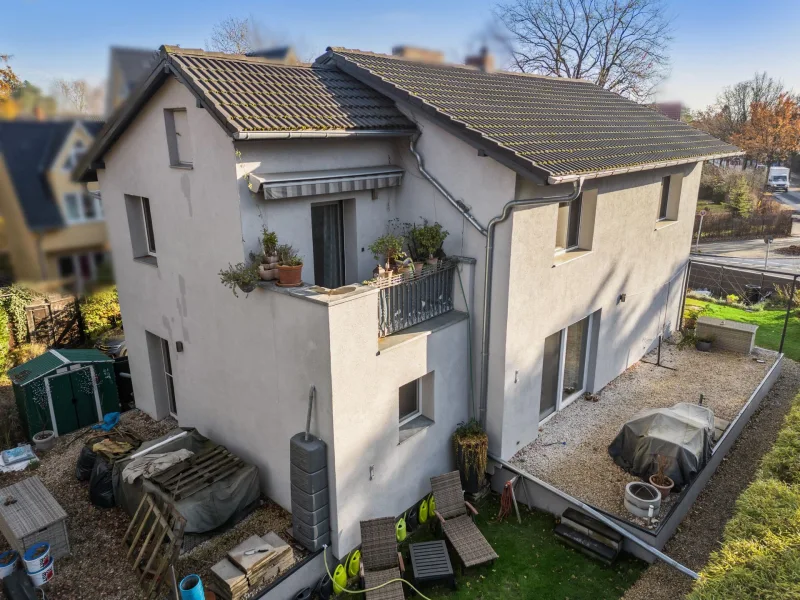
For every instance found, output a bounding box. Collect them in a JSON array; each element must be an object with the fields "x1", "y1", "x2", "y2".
[{"x1": 399, "y1": 379, "x2": 420, "y2": 425}]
